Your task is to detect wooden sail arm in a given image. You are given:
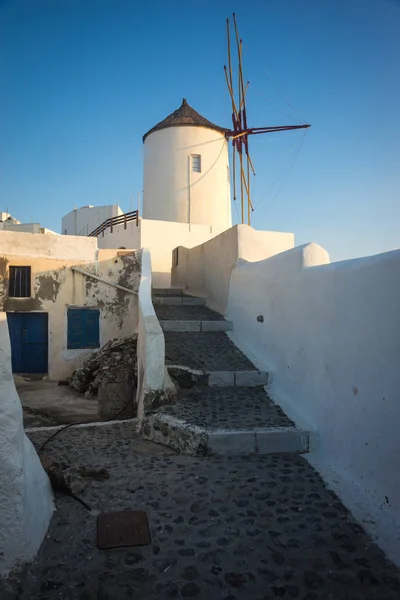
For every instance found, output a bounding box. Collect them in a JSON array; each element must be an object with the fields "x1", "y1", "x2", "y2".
[{"x1": 226, "y1": 123, "x2": 311, "y2": 138}]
